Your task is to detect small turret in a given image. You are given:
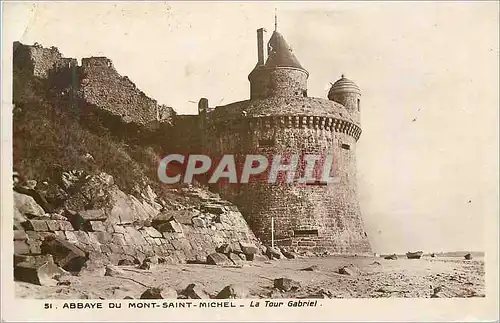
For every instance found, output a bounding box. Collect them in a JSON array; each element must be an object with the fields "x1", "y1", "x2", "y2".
[{"x1": 328, "y1": 75, "x2": 361, "y2": 121}]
